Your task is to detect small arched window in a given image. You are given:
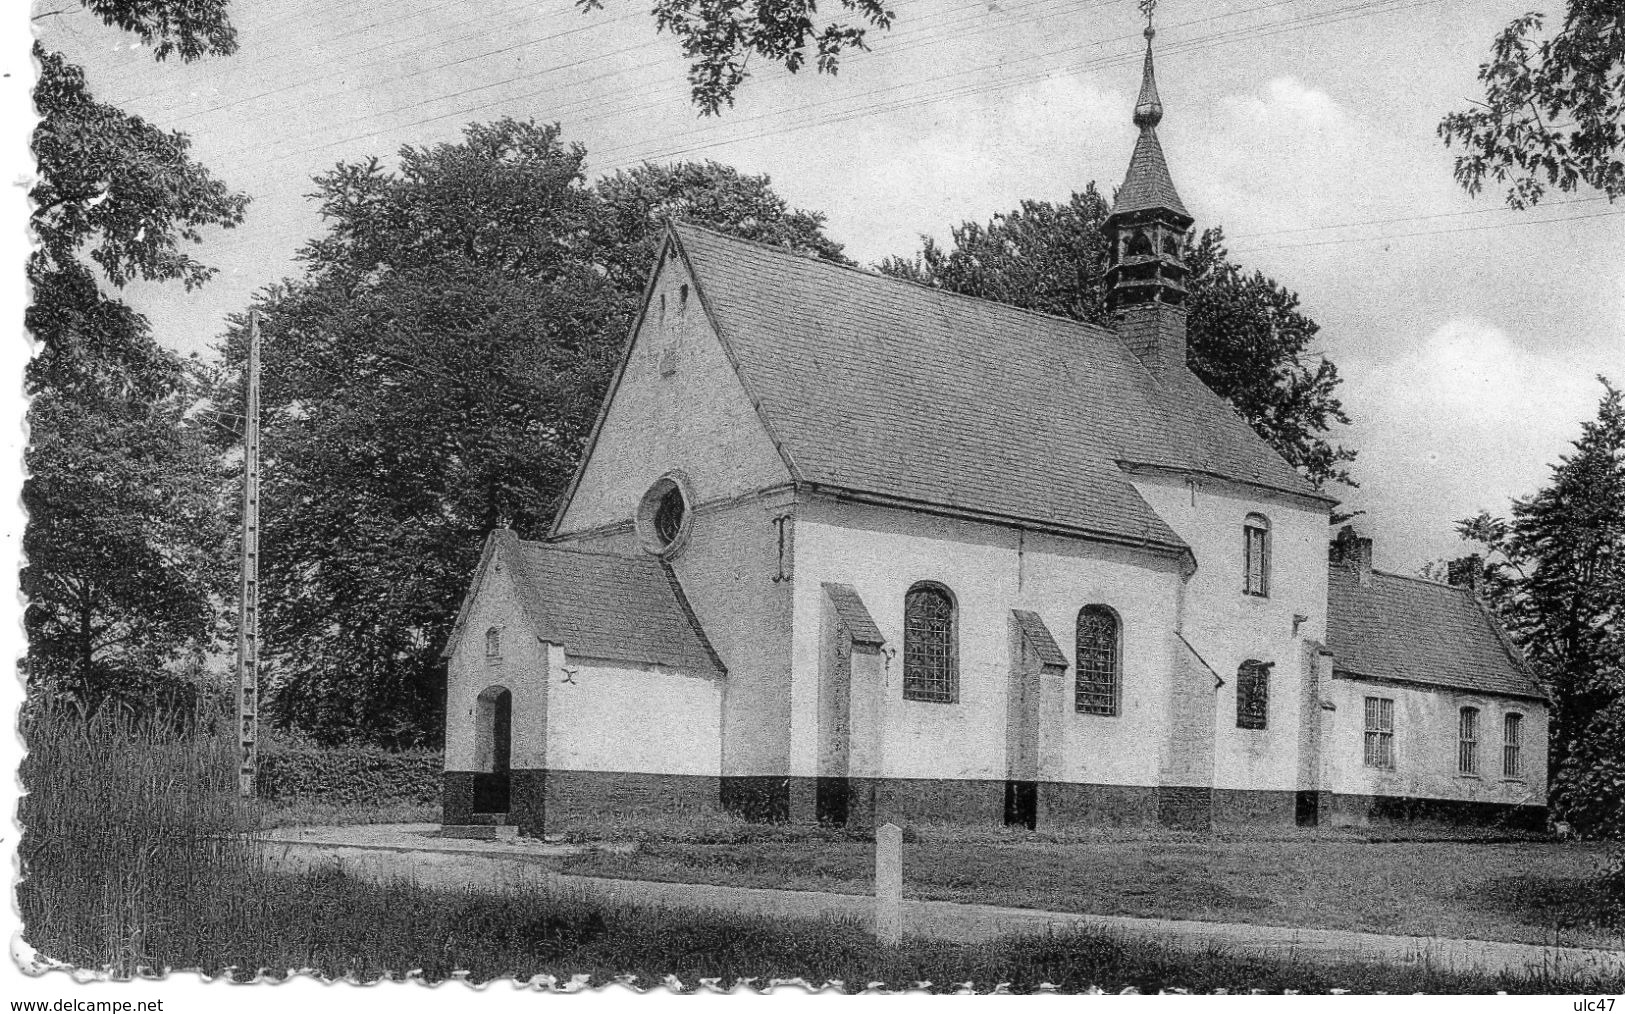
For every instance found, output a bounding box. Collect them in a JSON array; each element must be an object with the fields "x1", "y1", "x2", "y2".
[
  {"x1": 1127, "y1": 230, "x2": 1154, "y2": 257},
  {"x1": 1243, "y1": 513, "x2": 1271, "y2": 597},
  {"x1": 903, "y1": 582, "x2": 957, "y2": 703},
  {"x1": 1236, "y1": 659, "x2": 1271, "y2": 730},
  {"x1": 1162, "y1": 233, "x2": 1180, "y2": 257},
  {"x1": 1075, "y1": 606, "x2": 1120, "y2": 716},
  {"x1": 1459, "y1": 707, "x2": 1480, "y2": 775},
  {"x1": 485, "y1": 626, "x2": 502, "y2": 659}
]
